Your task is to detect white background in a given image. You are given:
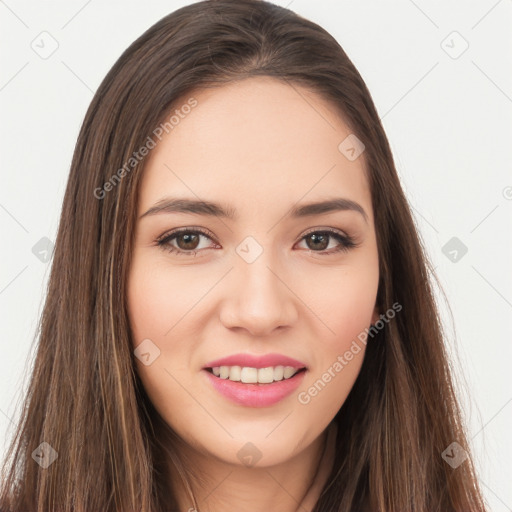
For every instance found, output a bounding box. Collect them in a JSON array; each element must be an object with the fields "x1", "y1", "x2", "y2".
[{"x1": 1, "y1": 0, "x2": 511, "y2": 509}]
